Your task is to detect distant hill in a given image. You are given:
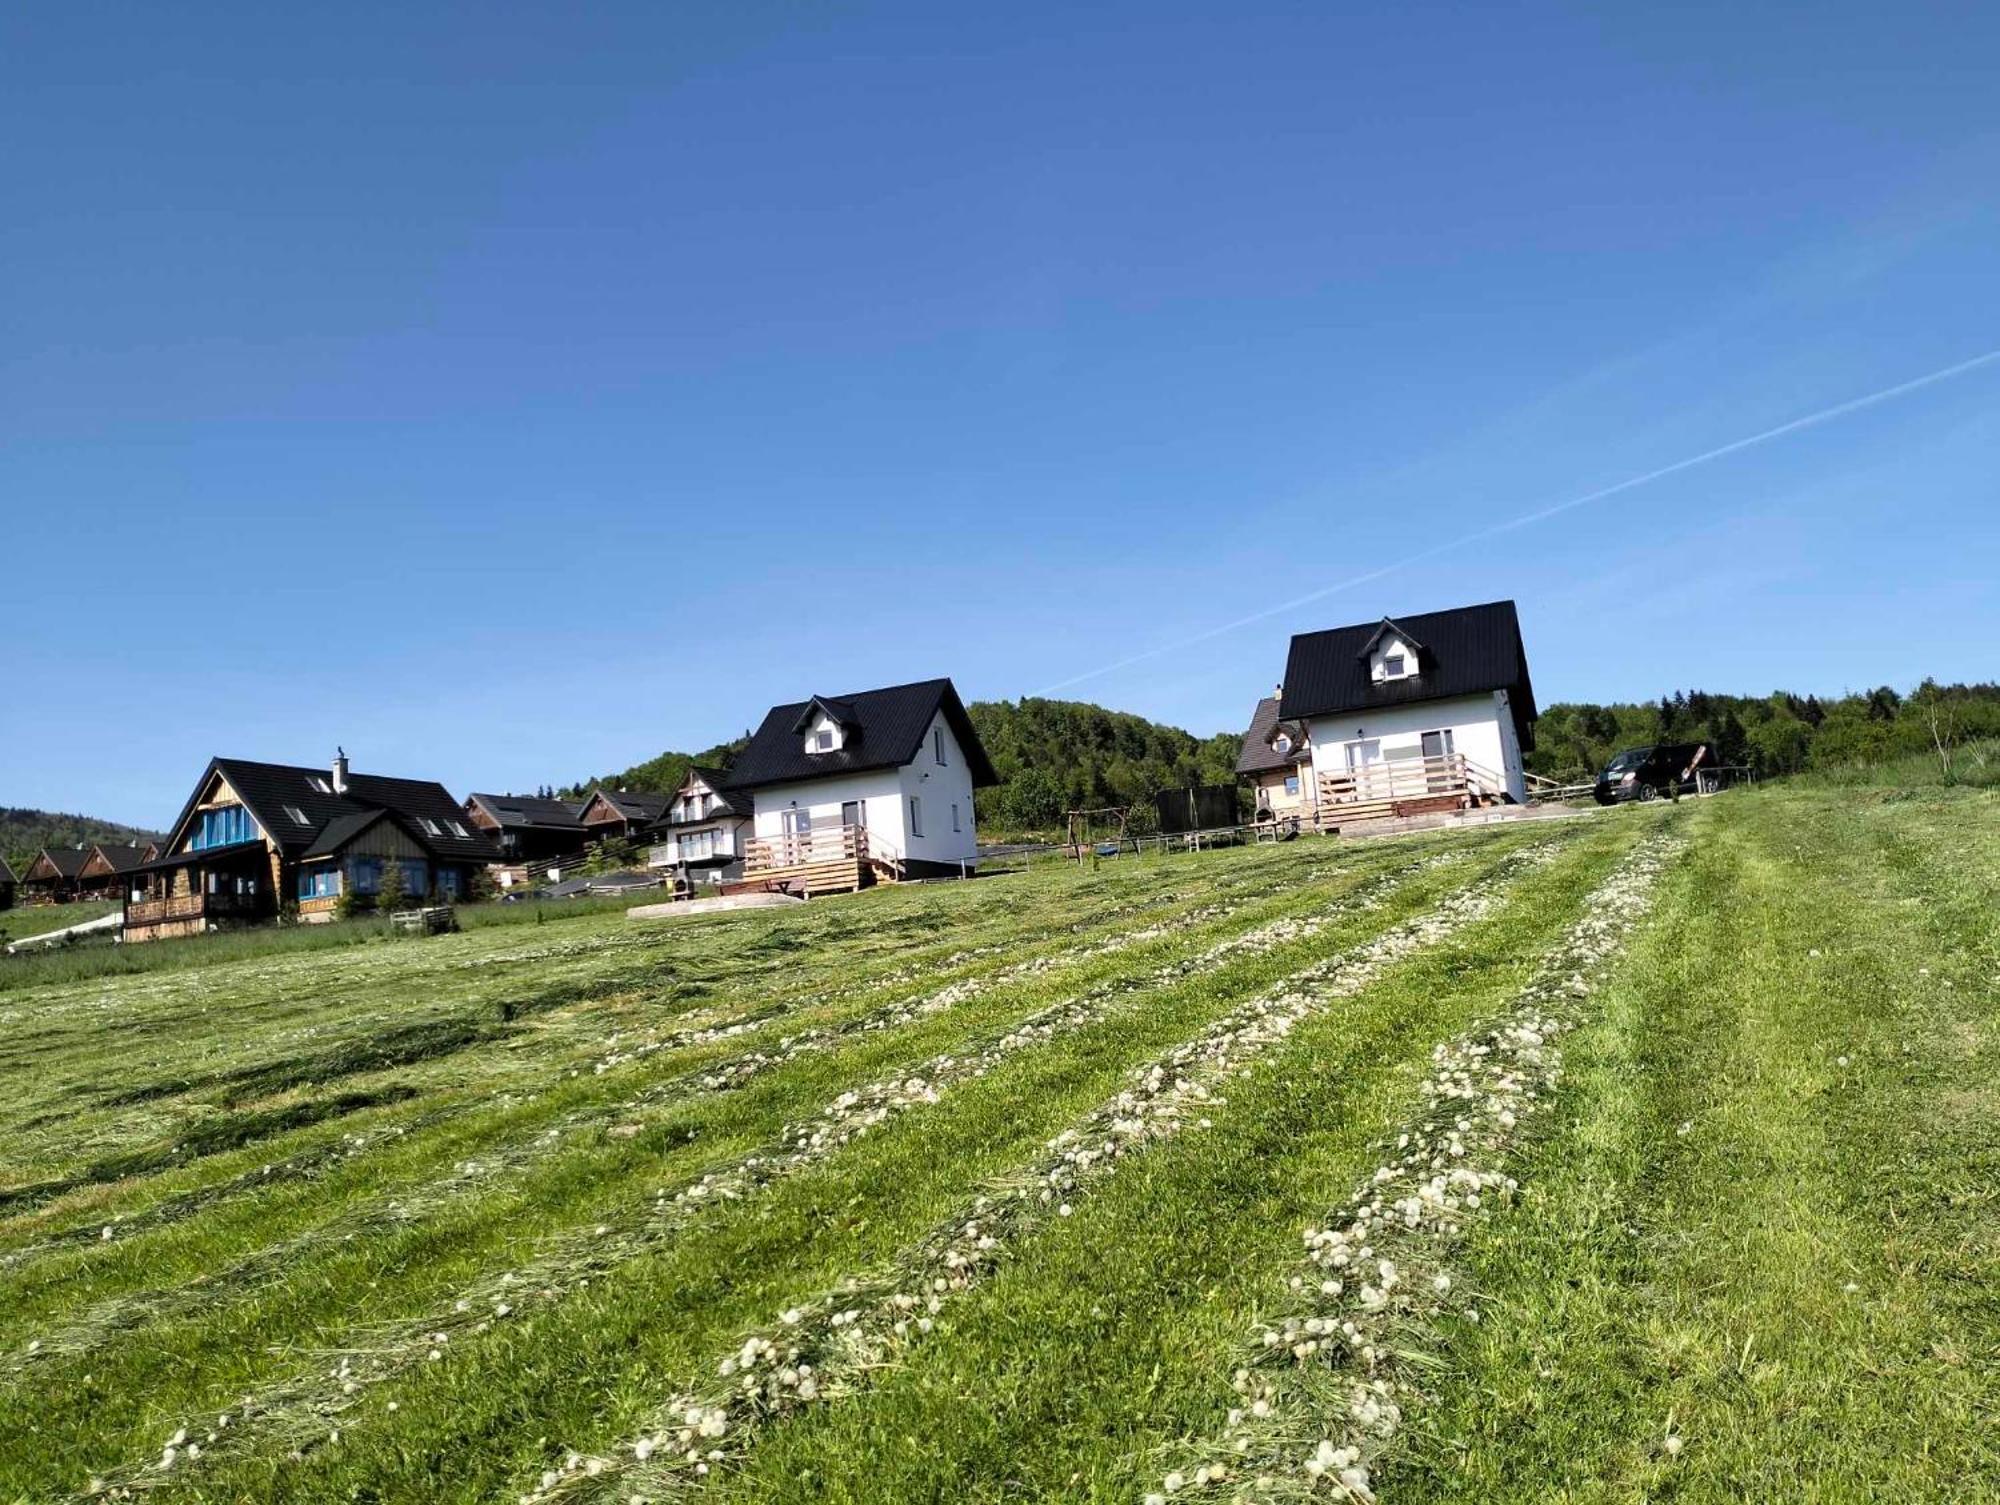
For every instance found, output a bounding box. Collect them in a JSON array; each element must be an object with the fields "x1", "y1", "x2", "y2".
[
  {"x1": 559, "y1": 737, "x2": 751, "y2": 804},
  {"x1": 2, "y1": 808, "x2": 165, "y2": 875},
  {"x1": 563, "y1": 698, "x2": 1245, "y2": 841}
]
